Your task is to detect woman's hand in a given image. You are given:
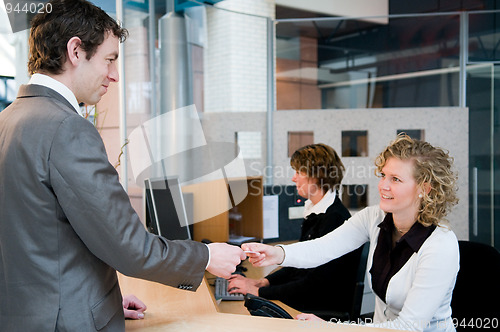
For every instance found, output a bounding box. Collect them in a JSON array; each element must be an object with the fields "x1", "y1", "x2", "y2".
[
  {"x1": 296, "y1": 313, "x2": 324, "y2": 322},
  {"x1": 242, "y1": 243, "x2": 285, "y2": 267}
]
